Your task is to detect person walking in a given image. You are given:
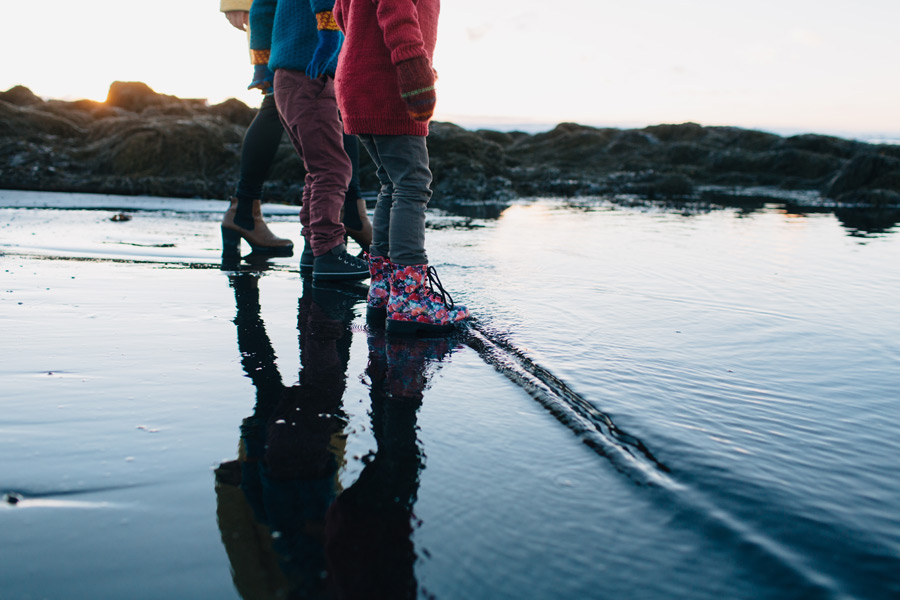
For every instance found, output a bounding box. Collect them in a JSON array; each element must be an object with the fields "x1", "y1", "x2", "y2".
[
  {"x1": 220, "y1": 0, "x2": 294, "y2": 258},
  {"x1": 333, "y1": 0, "x2": 469, "y2": 334},
  {"x1": 220, "y1": 0, "x2": 373, "y2": 265},
  {"x1": 249, "y1": 0, "x2": 368, "y2": 281}
]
